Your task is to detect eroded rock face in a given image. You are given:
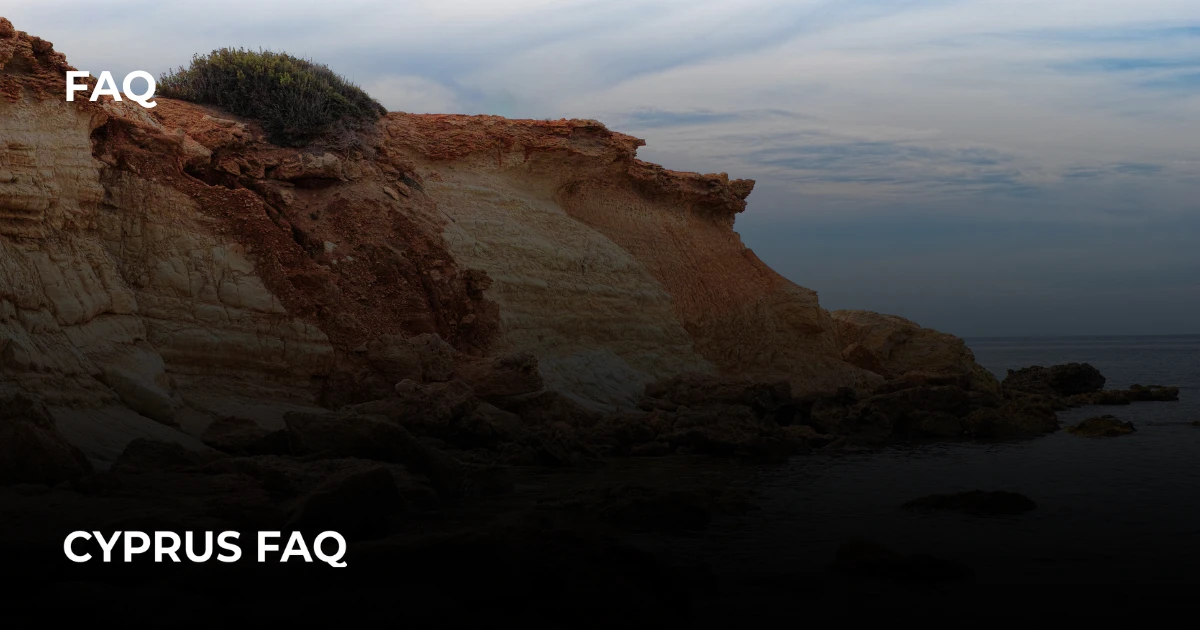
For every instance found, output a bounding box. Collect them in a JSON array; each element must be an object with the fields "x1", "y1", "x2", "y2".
[
  {"x1": 831, "y1": 310, "x2": 1000, "y2": 396},
  {"x1": 0, "y1": 20, "x2": 1015, "y2": 464},
  {"x1": 454, "y1": 352, "x2": 544, "y2": 403}
]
